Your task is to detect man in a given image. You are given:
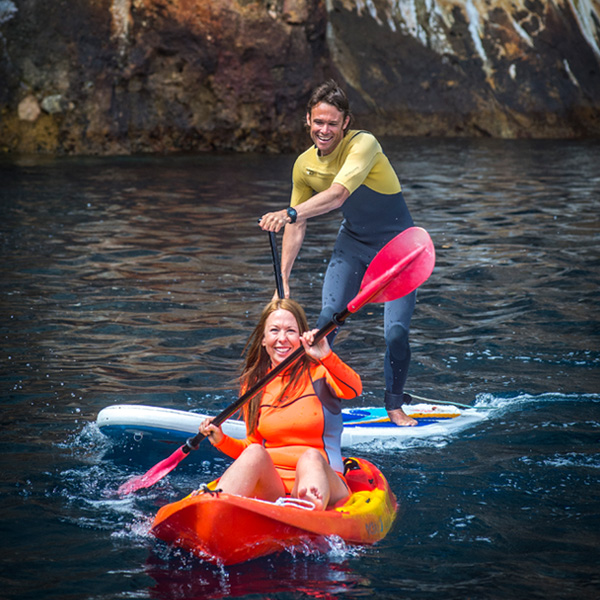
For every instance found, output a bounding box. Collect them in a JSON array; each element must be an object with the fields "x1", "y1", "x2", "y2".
[{"x1": 259, "y1": 79, "x2": 417, "y2": 426}]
